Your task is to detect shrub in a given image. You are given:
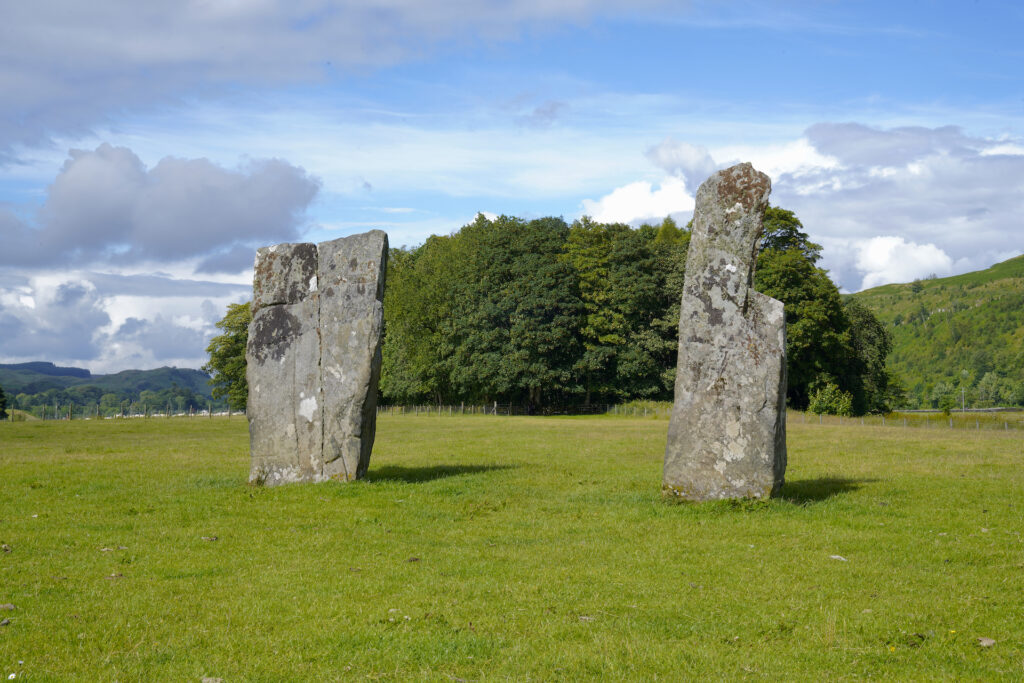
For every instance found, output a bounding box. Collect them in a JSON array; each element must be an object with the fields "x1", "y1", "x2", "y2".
[{"x1": 807, "y1": 381, "x2": 854, "y2": 416}]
